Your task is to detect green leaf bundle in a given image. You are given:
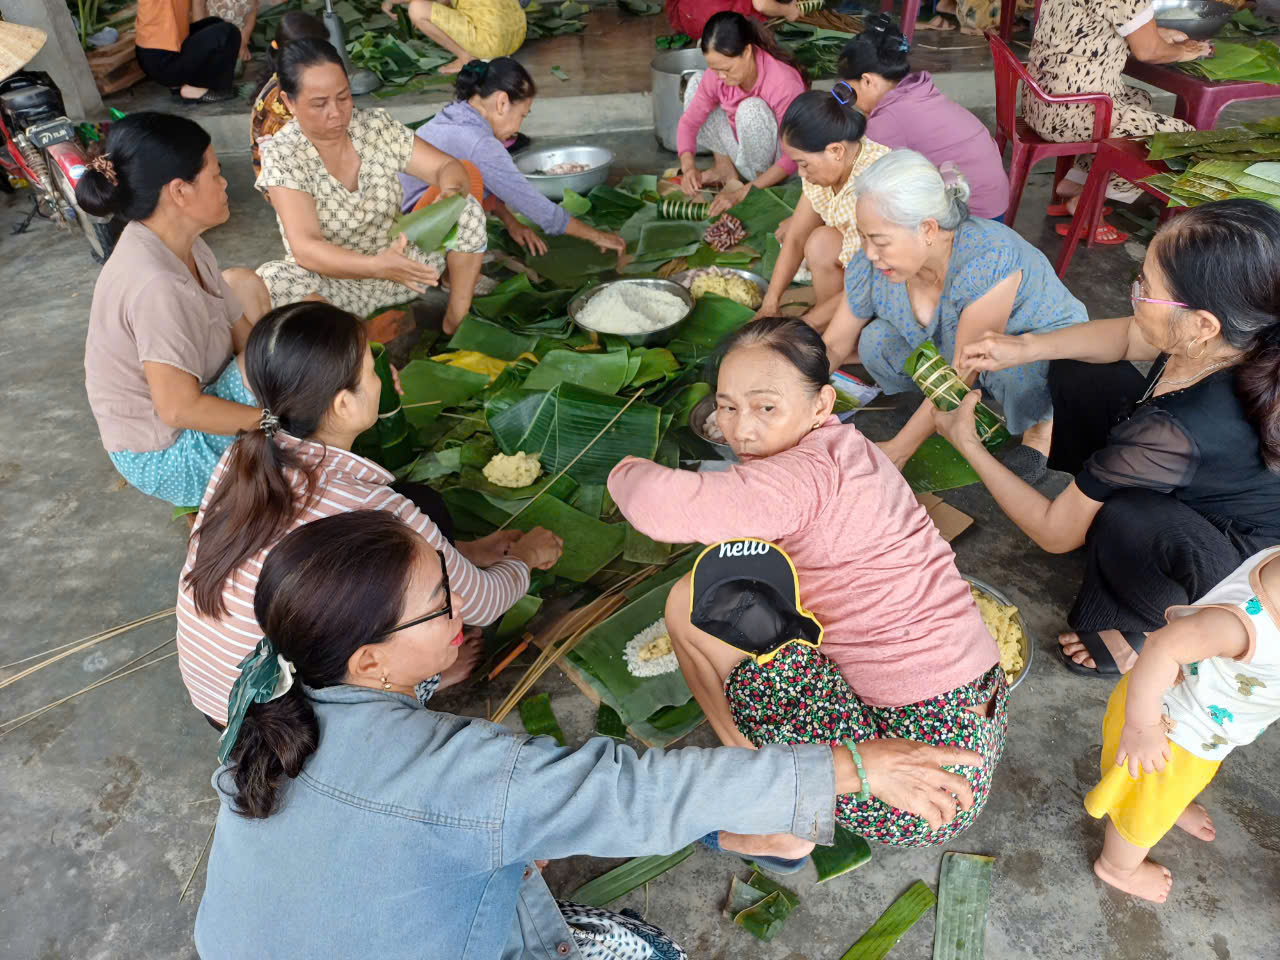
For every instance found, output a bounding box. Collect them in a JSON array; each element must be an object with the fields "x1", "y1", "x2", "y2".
[
  {"x1": 519, "y1": 692, "x2": 566, "y2": 745},
  {"x1": 389, "y1": 193, "x2": 467, "y2": 251},
  {"x1": 903, "y1": 342, "x2": 1011, "y2": 451}
]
